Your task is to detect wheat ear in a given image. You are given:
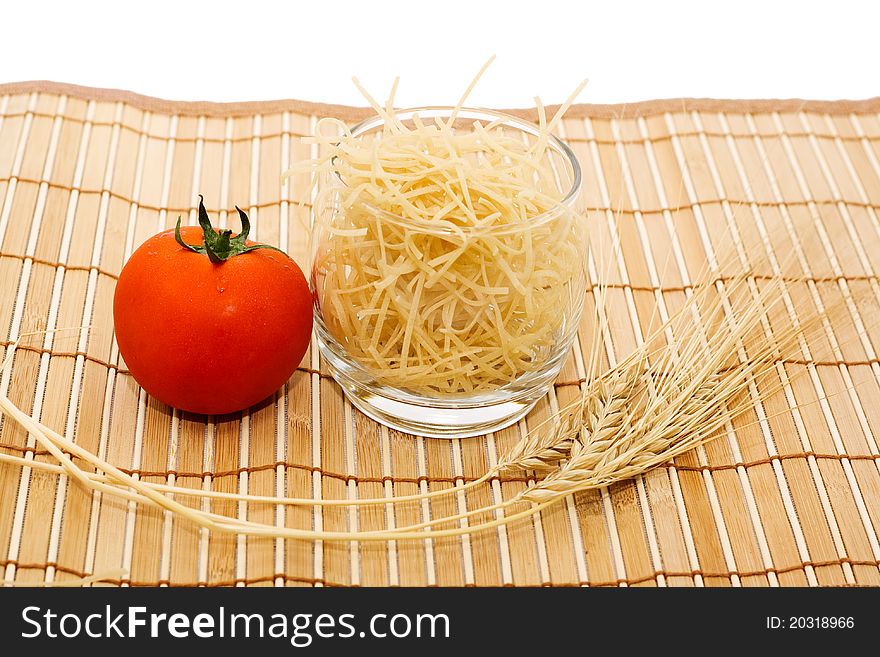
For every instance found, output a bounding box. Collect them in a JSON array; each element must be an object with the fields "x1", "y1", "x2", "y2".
[{"x1": 494, "y1": 354, "x2": 647, "y2": 475}]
